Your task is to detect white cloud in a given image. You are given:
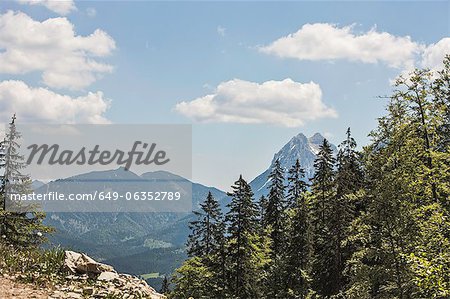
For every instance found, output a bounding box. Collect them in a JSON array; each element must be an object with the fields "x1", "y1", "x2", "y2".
[
  {"x1": 217, "y1": 26, "x2": 226, "y2": 37},
  {"x1": 16, "y1": 0, "x2": 76, "y2": 16},
  {"x1": 0, "y1": 11, "x2": 116, "y2": 90},
  {"x1": 260, "y1": 23, "x2": 422, "y2": 69},
  {"x1": 421, "y1": 37, "x2": 450, "y2": 71},
  {"x1": 175, "y1": 78, "x2": 337, "y2": 127},
  {"x1": 0, "y1": 80, "x2": 111, "y2": 124}
]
